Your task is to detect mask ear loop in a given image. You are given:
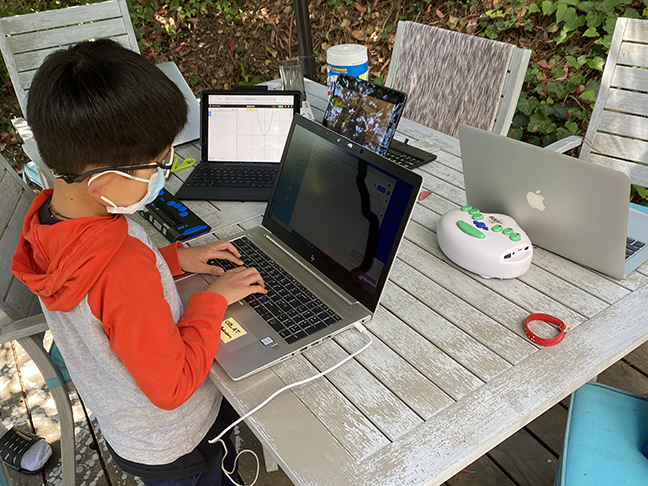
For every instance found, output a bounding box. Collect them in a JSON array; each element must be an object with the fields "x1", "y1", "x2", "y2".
[{"x1": 87, "y1": 170, "x2": 157, "y2": 212}]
